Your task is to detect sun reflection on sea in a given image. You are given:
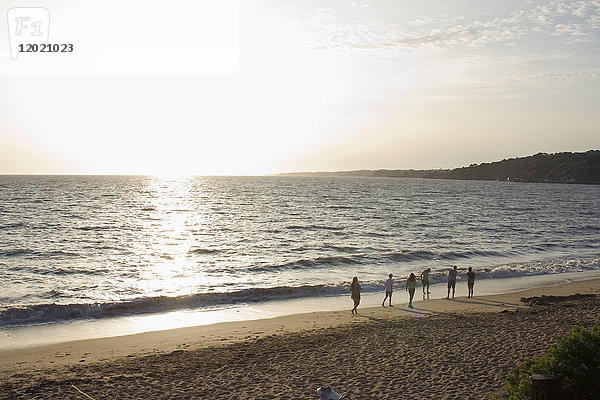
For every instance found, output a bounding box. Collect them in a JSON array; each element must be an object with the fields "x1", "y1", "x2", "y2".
[{"x1": 132, "y1": 176, "x2": 219, "y2": 300}]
